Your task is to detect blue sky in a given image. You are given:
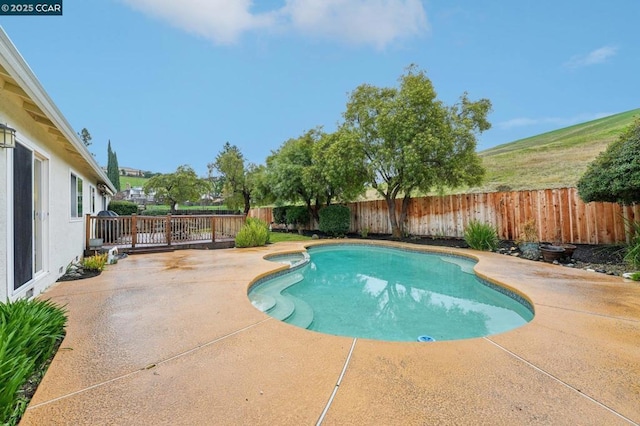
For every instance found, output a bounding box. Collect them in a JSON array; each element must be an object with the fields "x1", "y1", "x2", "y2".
[{"x1": 1, "y1": 1, "x2": 638, "y2": 176}]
